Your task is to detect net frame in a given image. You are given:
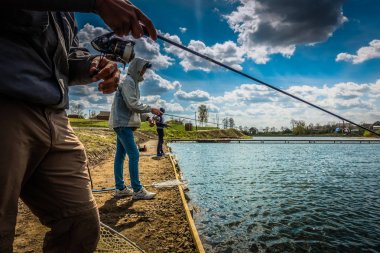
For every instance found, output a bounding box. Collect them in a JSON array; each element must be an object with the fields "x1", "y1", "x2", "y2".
[{"x1": 95, "y1": 221, "x2": 145, "y2": 253}]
